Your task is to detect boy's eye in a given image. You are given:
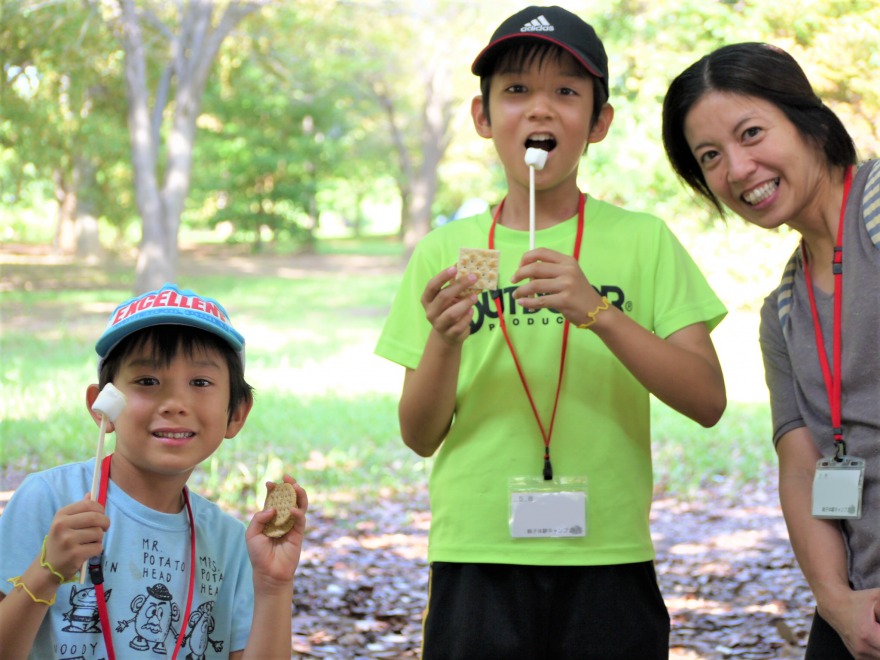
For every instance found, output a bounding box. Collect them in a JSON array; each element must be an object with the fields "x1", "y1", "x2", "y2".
[
  {"x1": 558, "y1": 87, "x2": 577, "y2": 96},
  {"x1": 135, "y1": 377, "x2": 159, "y2": 386},
  {"x1": 505, "y1": 84, "x2": 526, "y2": 93},
  {"x1": 191, "y1": 378, "x2": 211, "y2": 387}
]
